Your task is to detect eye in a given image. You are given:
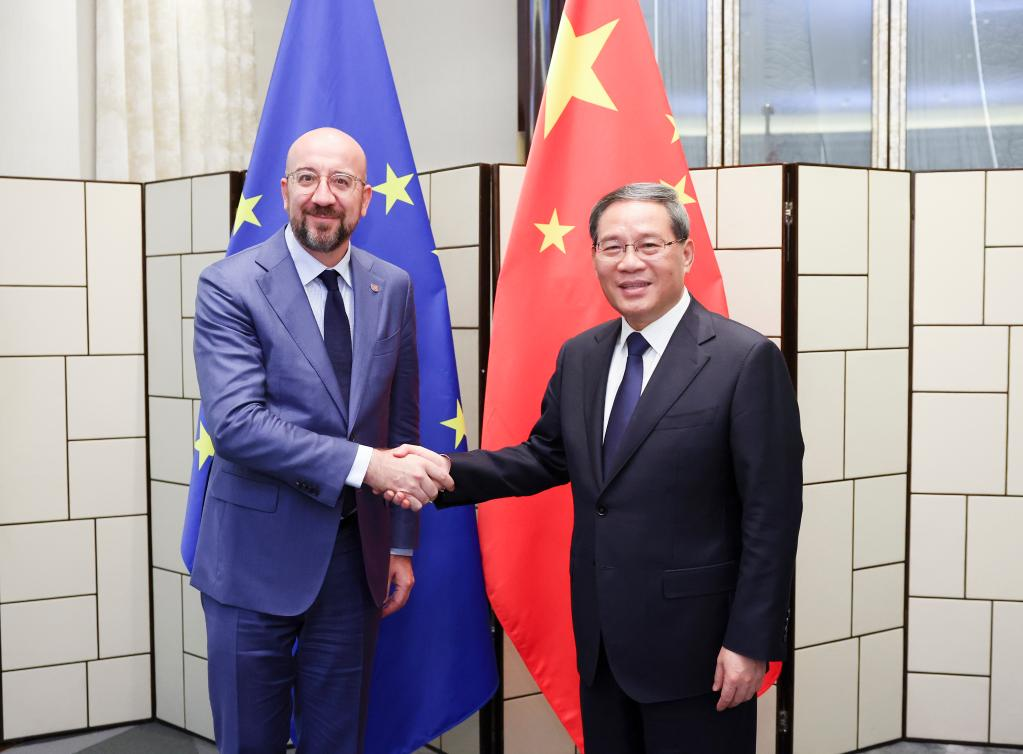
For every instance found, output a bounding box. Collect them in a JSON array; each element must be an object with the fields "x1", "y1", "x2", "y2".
[
  {"x1": 601, "y1": 243, "x2": 624, "y2": 255},
  {"x1": 331, "y1": 174, "x2": 355, "y2": 191},
  {"x1": 639, "y1": 241, "x2": 662, "y2": 254},
  {"x1": 295, "y1": 171, "x2": 317, "y2": 186}
]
